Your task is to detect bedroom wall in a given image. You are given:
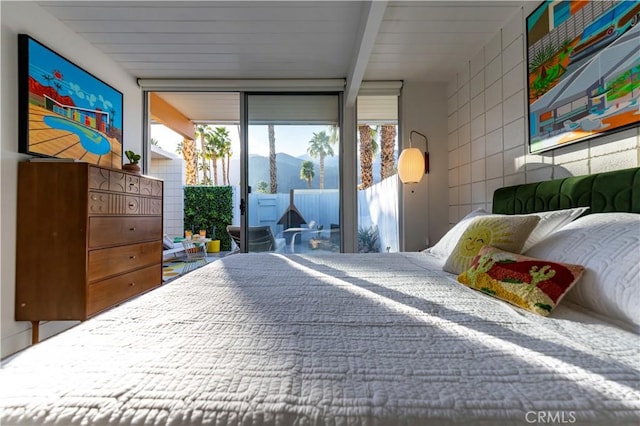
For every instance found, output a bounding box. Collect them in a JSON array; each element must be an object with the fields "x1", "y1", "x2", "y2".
[
  {"x1": 0, "y1": 1, "x2": 144, "y2": 358},
  {"x1": 446, "y1": 4, "x2": 640, "y2": 226},
  {"x1": 402, "y1": 82, "x2": 449, "y2": 250}
]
